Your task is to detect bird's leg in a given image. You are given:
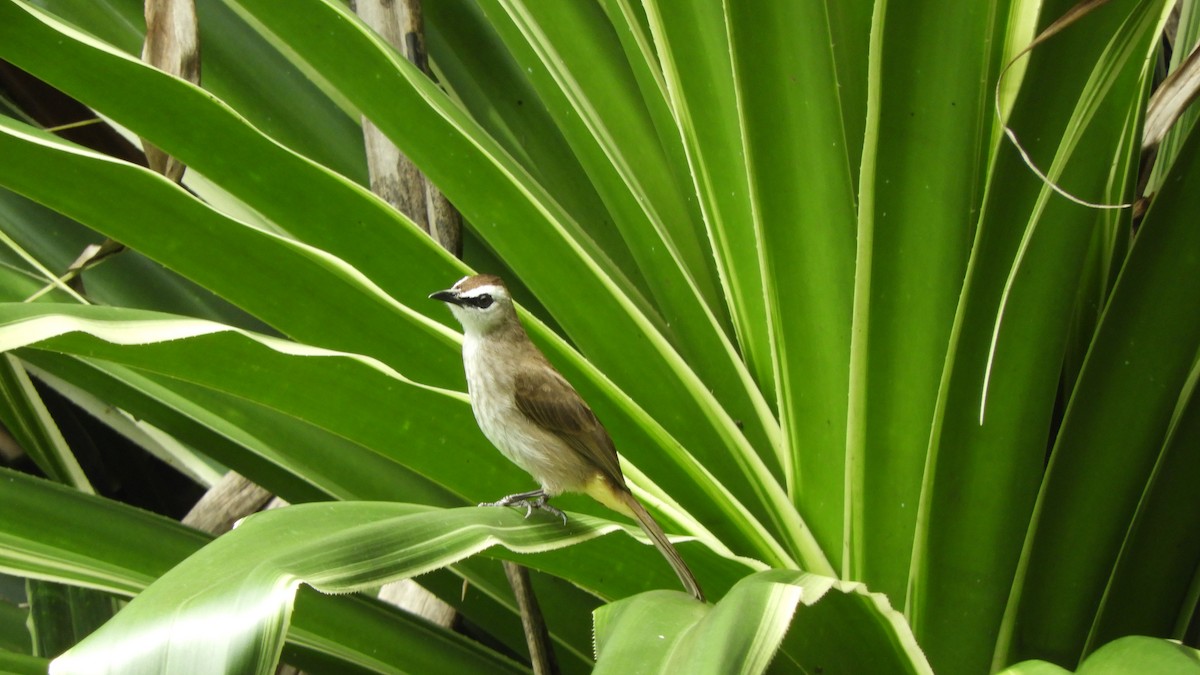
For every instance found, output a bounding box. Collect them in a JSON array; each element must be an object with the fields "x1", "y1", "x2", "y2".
[
  {"x1": 480, "y1": 489, "x2": 568, "y2": 525},
  {"x1": 527, "y1": 495, "x2": 567, "y2": 526},
  {"x1": 479, "y1": 488, "x2": 545, "y2": 510}
]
